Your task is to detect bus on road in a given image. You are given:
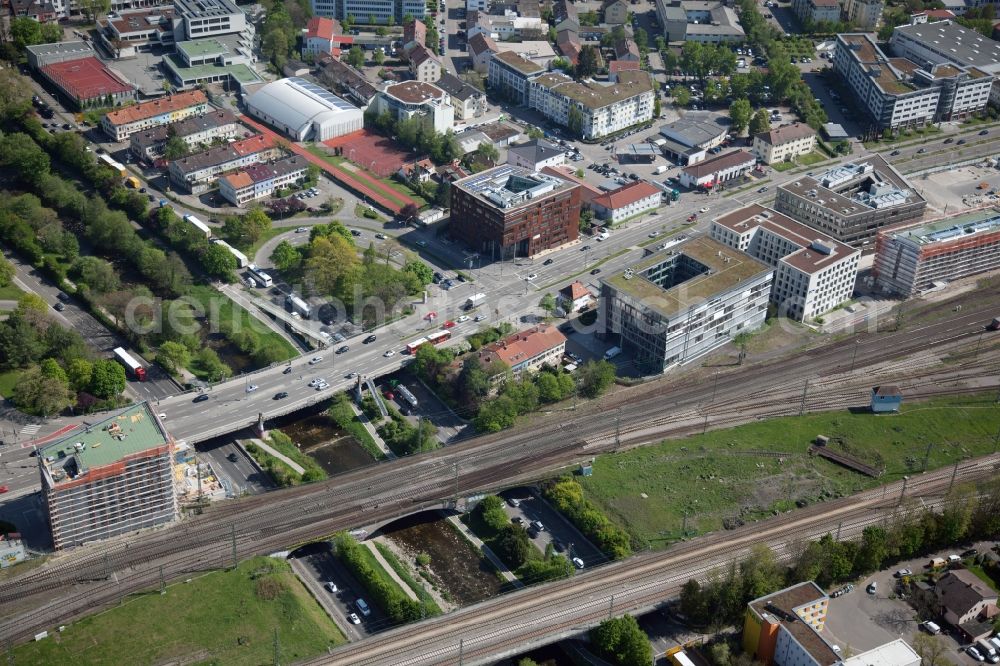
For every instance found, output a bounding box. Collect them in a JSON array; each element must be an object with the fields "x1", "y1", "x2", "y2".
[
  {"x1": 426, "y1": 330, "x2": 451, "y2": 345},
  {"x1": 406, "y1": 337, "x2": 429, "y2": 354}
]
